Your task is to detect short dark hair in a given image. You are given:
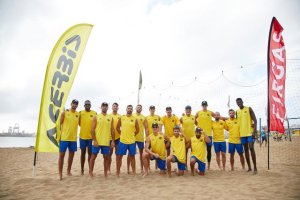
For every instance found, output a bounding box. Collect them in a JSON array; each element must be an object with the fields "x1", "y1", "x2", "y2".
[
  {"x1": 236, "y1": 98, "x2": 243, "y2": 101},
  {"x1": 127, "y1": 105, "x2": 133, "y2": 108},
  {"x1": 112, "y1": 102, "x2": 119, "y2": 106},
  {"x1": 166, "y1": 106, "x2": 172, "y2": 111},
  {"x1": 137, "y1": 104, "x2": 142, "y2": 107},
  {"x1": 229, "y1": 109, "x2": 234, "y2": 112},
  {"x1": 173, "y1": 125, "x2": 180, "y2": 130}
]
